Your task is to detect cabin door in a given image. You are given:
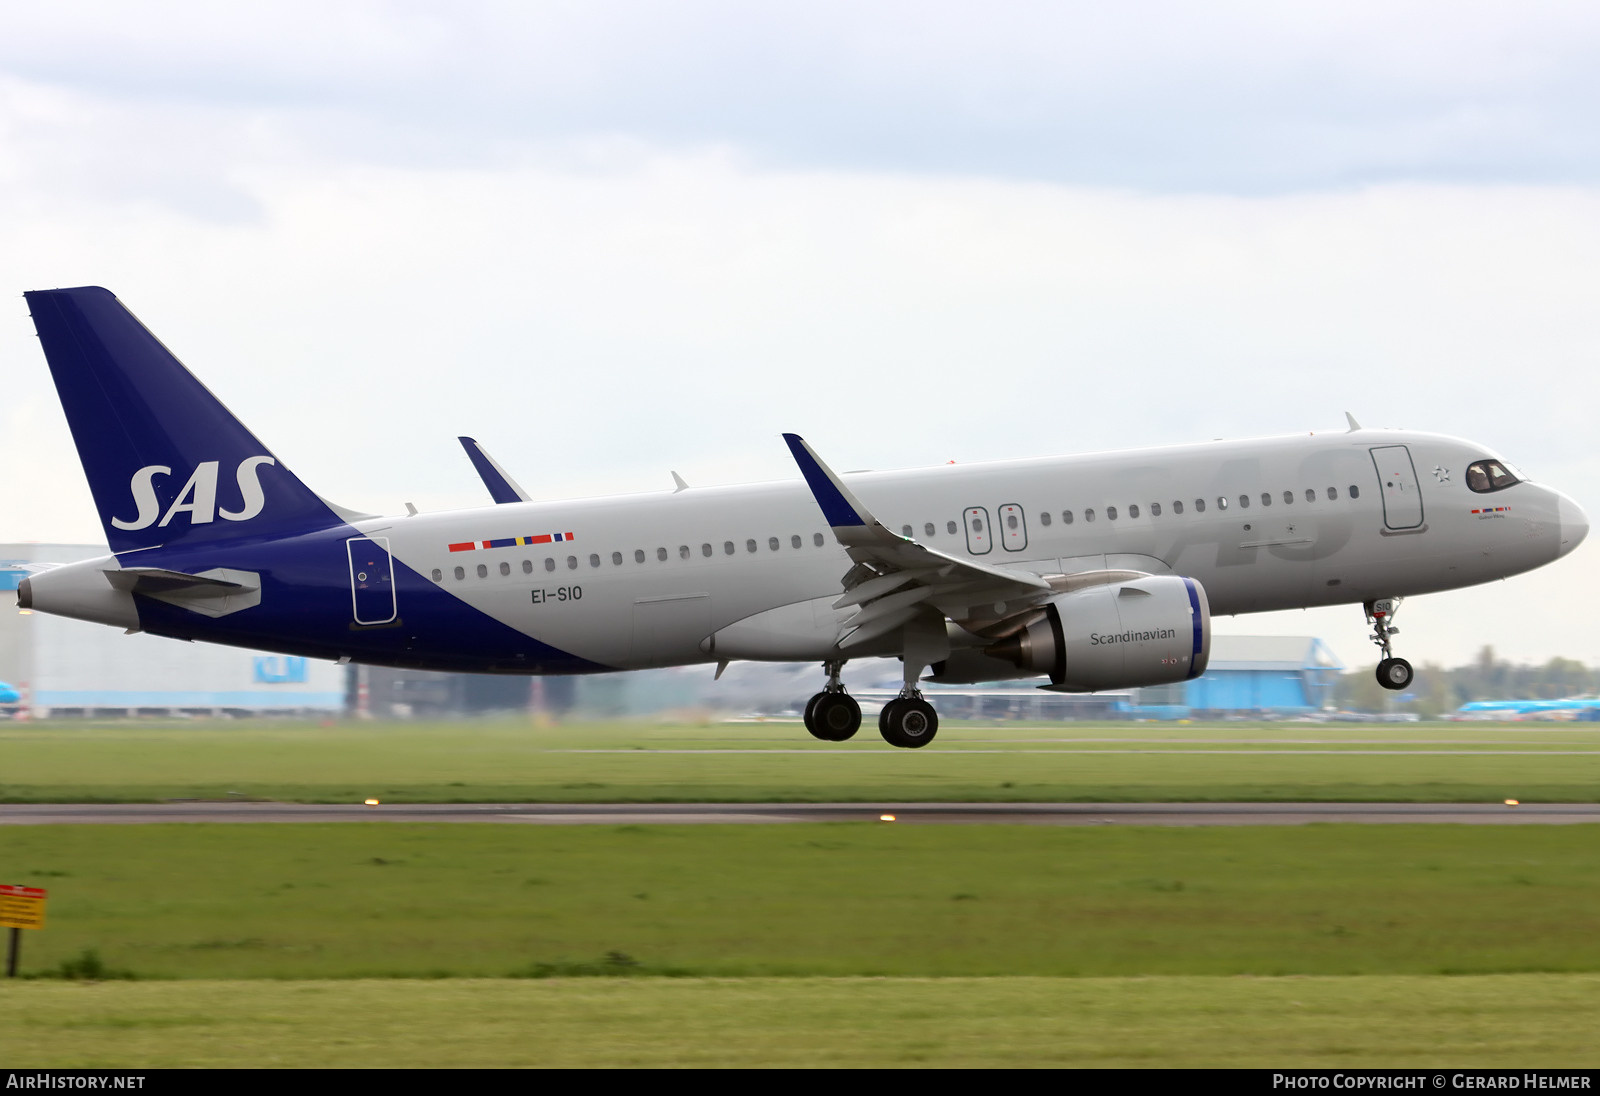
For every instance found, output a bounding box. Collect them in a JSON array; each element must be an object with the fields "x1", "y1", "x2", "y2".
[
  {"x1": 347, "y1": 536, "x2": 397, "y2": 625},
  {"x1": 1369, "y1": 445, "x2": 1425, "y2": 530}
]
